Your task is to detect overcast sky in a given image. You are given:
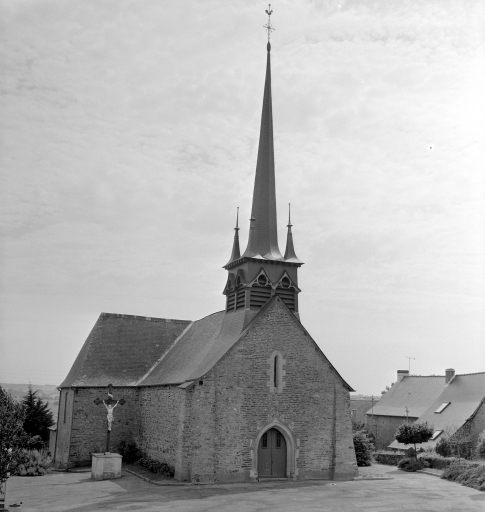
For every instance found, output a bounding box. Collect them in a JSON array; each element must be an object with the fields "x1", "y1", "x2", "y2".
[{"x1": 1, "y1": 0, "x2": 484, "y2": 395}]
